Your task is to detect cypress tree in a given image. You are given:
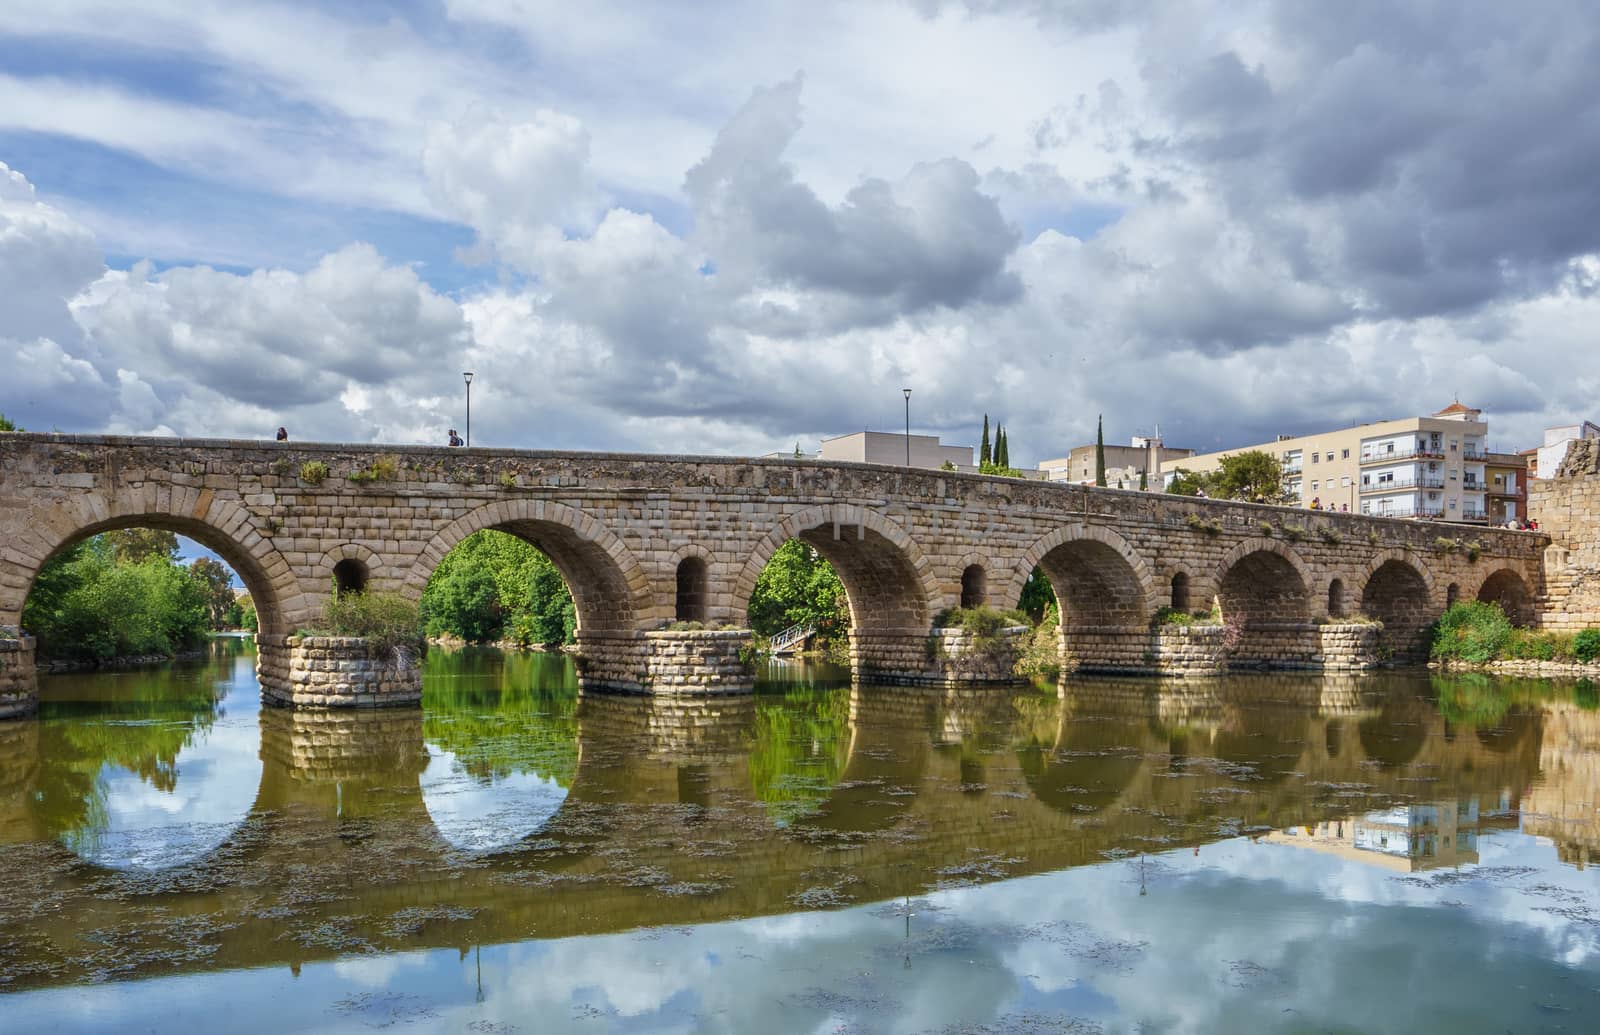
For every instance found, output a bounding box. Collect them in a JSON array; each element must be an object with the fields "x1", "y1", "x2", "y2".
[
  {"x1": 1095, "y1": 415, "x2": 1107, "y2": 487},
  {"x1": 980, "y1": 415, "x2": 991, "y2": 466},
  {"x1": 1140, "y1": 469, "x2": 1148, "y2": 491},
  {"x1": 997, "y1": 427, "x2": 1009, "y2": 470}
]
